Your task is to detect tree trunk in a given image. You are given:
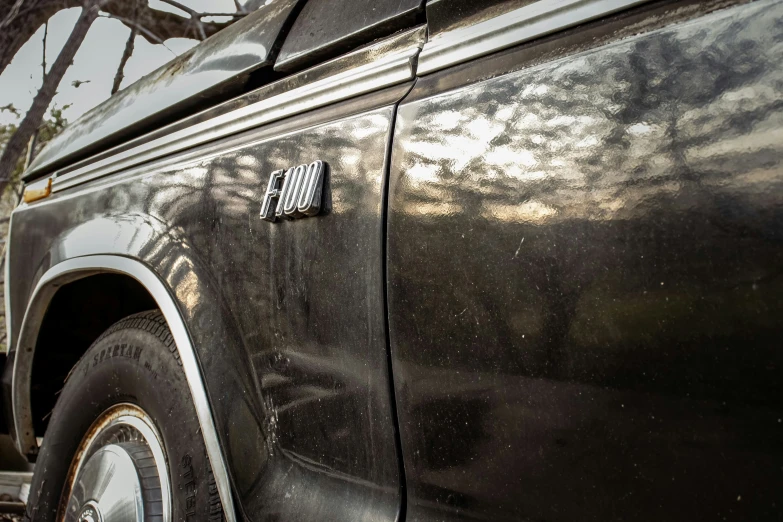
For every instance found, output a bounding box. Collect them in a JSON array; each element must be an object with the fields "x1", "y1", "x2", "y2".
[{"x1": 0, "y1": 1, "x2": 99, "y2": 194}]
